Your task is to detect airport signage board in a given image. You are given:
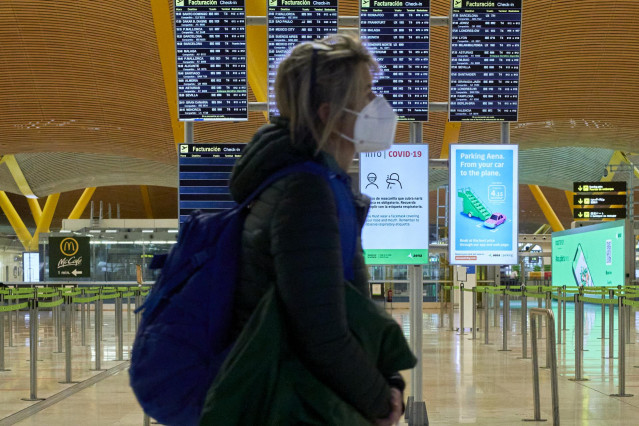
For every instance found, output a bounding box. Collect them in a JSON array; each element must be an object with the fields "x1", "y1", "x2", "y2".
[
  {"x1": 573, "y1": 208, "x2": 627, "y2": 220},
  {"x1": 552, "y1": 220, "x2": 625, "y2": 287},
  {"x1": 49, "y1": 237, "x2": 90, "y2": 278},
  {"x1": 178, "y1": 143, "x2": 245, "y2": 224},
  {"x1": 573, "y1": 181, "x2": 627, "y2": 193},
  {"x1": 359, "y1": 145, "x2": 429, "y2": 265},
  {"x1": 175, "y1": 0, "x2": 248, "y2": 121},
  {"x1": 449, "y1": 0, "x2": 522, "y2": 122},
  {"x1": 573, "y1": 194, "x2": 627, "y2": 206},
  {"x1": 360, "y1": 0, "x2": 430, "y2": 121},
  {"x1": 449, "y1": 144, "x2": 518, "y2": 265},
  {"x1": 267, "y1": 0, "x2": 338, "y2": 117}
]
